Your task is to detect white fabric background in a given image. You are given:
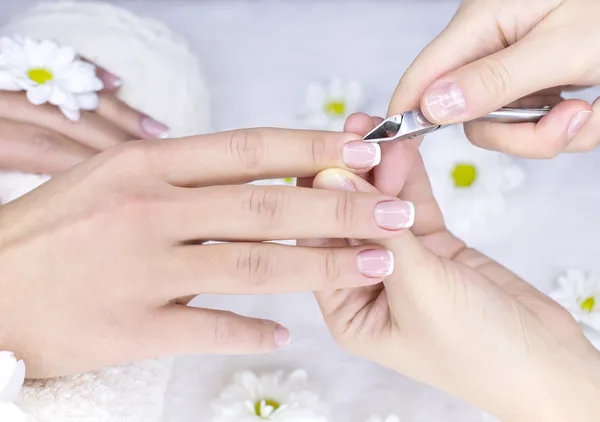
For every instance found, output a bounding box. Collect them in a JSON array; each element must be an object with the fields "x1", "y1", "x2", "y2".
[{"x1": 2, "y1": 1, "x2": 600, "y2": 421}]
